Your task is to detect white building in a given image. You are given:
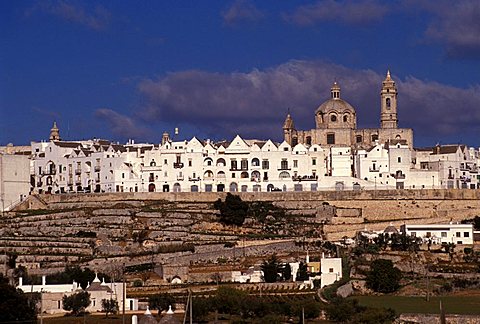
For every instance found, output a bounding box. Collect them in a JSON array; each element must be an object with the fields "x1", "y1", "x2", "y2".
[
  {"x1": 29, "y1": 121, "x2": 480, "y2": 195},
  {"x1": 319, "y1": 255, "x2": 342, "y2": 288},
  {"x1": 0, "y1": 147, "x2": 31, "y2": 211},
  {"x1": 400, "y1": 223, "x2": 474, "y2": 245},
  {"x1": 17, "y1": 274, "x2": 138, "y2": 314}
]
